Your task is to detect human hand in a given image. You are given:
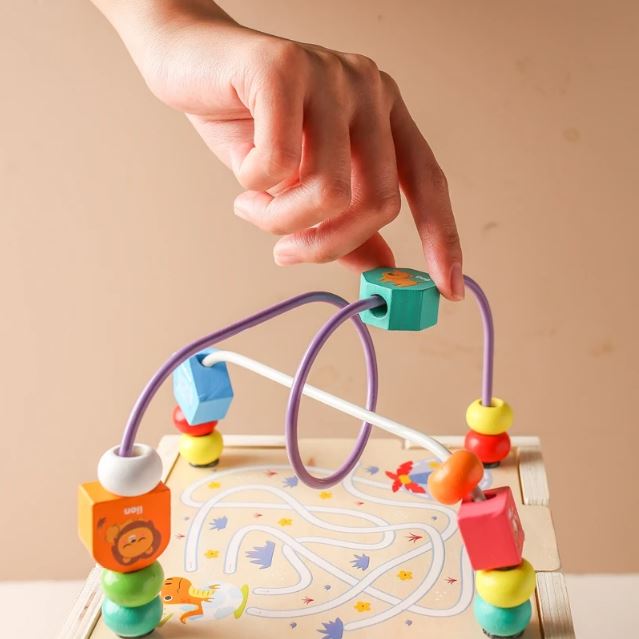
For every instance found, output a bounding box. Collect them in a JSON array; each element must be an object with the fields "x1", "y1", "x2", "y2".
[{"x1": 94, "y1": 0, "x2": 464, "y2": 299}]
